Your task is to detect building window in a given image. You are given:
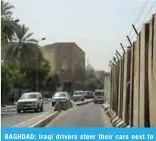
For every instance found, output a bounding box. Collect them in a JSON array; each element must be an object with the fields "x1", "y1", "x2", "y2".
[{"x1": 61, "y1": 57, "x2": 68, "y2": 71}]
